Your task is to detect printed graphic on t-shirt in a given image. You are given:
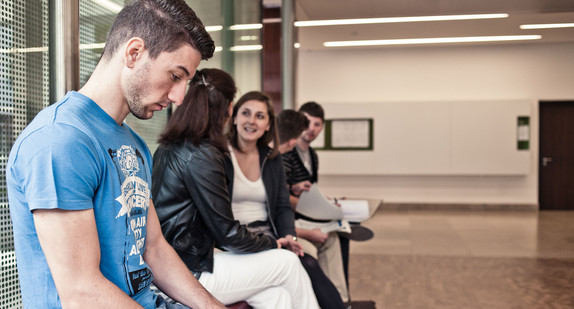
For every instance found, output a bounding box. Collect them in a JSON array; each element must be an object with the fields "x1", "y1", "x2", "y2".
[{"x1": 109, "y1": 145, "x2": 153, "y2": 295}]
